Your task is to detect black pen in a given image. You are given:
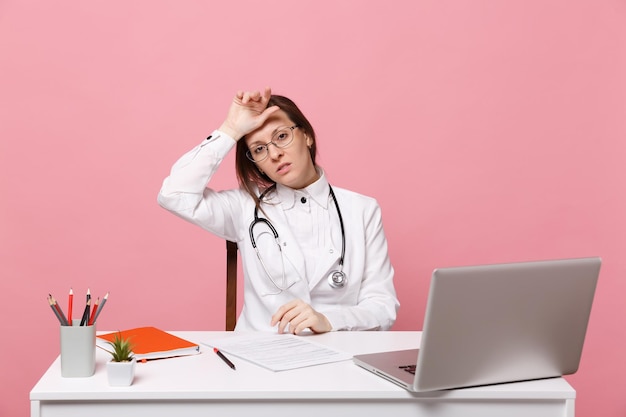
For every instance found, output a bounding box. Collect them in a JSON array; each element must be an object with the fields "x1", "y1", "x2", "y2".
[{"x1": 213, "y1": 347, "x2": 236, "y2": 370}]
